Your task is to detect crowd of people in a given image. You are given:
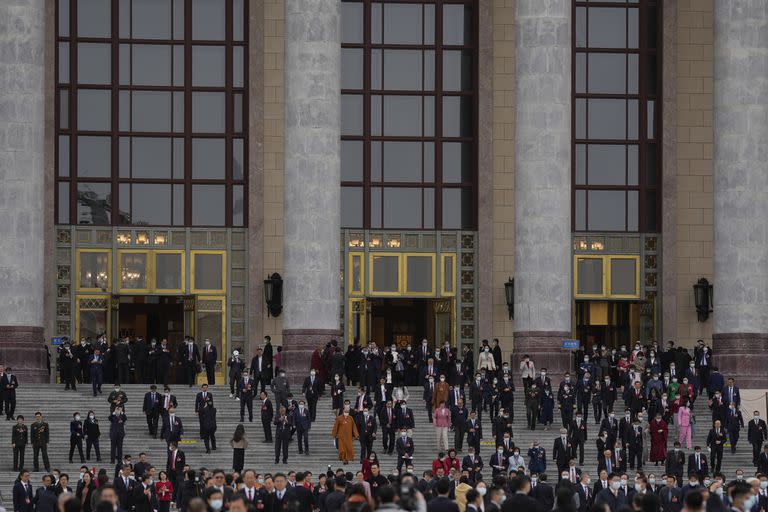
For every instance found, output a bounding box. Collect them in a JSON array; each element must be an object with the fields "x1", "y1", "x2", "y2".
[{"x1": 6, "y1": 337, "x2": 768, "y2": 512}]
